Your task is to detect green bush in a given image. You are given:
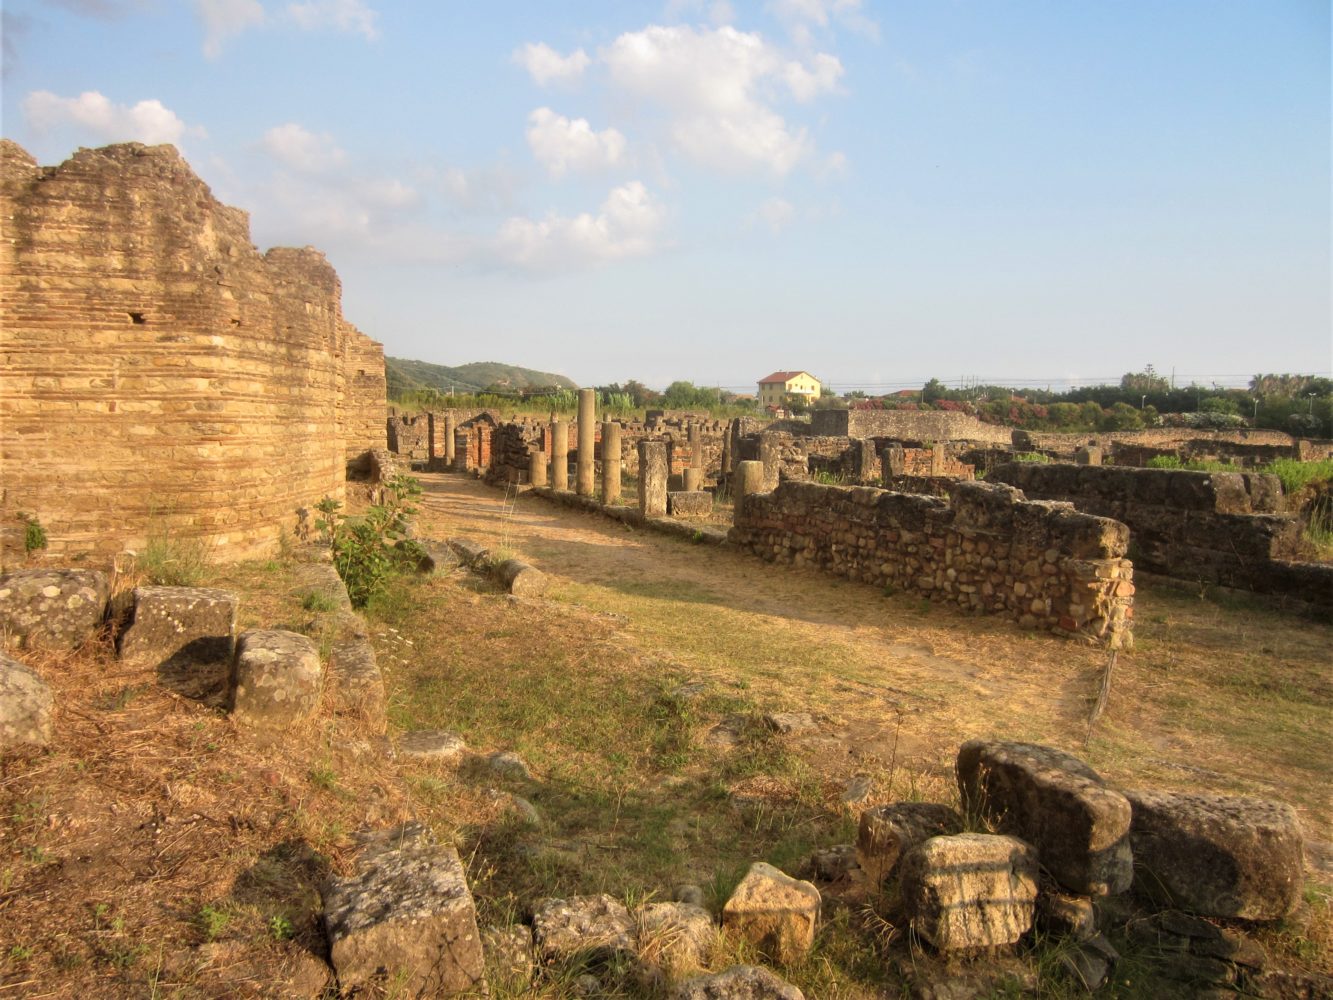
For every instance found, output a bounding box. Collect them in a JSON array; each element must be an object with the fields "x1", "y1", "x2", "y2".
[
  {"x1": 315, "y1": 475, "x2": 423, "y2": 608},
  {"x1": 17, "y1": 513, "x2": 47, "y2": 555}
]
